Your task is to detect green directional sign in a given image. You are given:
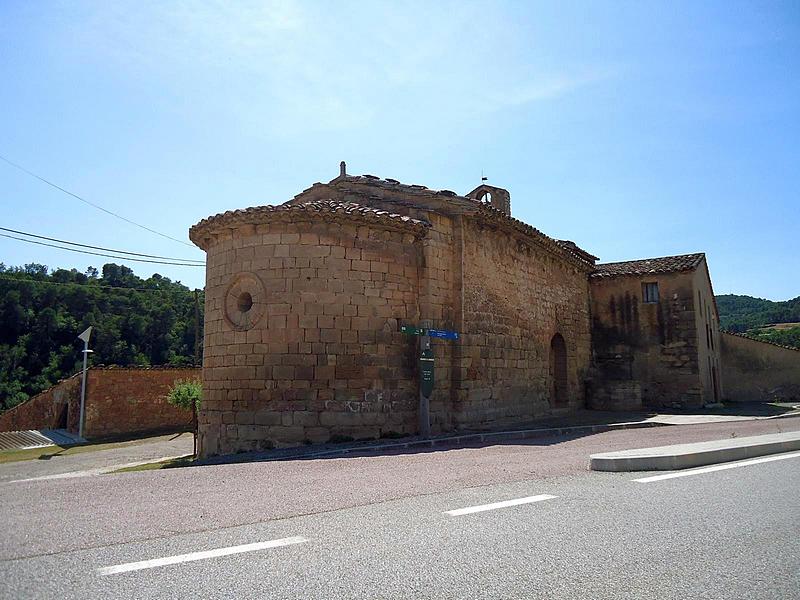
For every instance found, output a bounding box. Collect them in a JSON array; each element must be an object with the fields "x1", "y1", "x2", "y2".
[
  {"x1": 419, "y1": 348, "x2": 435, "y2": 398},
  {"x1": 401, "y1": 325, "x2": 425, "y2": 336}
]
